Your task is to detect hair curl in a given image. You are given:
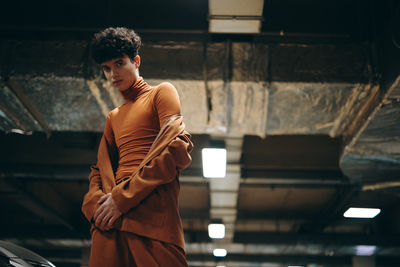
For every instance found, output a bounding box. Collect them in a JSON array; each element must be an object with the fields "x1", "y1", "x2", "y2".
[{"x1": 91, "y1": 27, "x2": 142, "y2": 64}]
